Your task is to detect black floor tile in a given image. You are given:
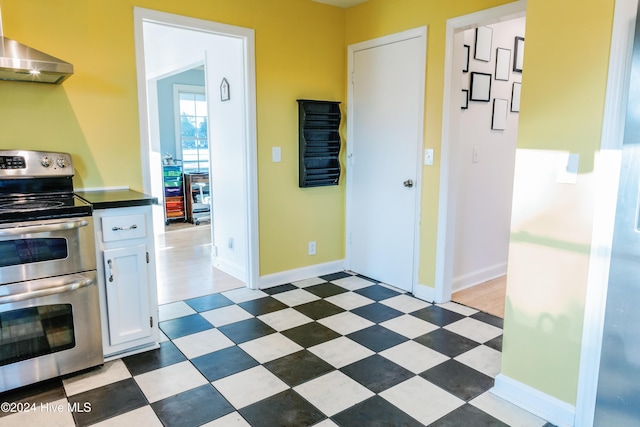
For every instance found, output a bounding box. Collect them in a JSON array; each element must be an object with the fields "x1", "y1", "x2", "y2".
[
  {"x1": 69, "y1": 378, "x2": 147, "y2": 426},
  {"x1": 354, "y1": 274, "x2": 379, "y2": 284},
  {"x1": 151, "y1": 384, "x2": 234, "y2": 427},
  {"x1": 414, "y1": 328, "x2": 480, "y2": 358},
  {"x1": 332, "y1": 395, "x2": 423, "y2": 426},
  {"x1": 347, "y1": 325, "x2": 408, "y2": 352},
  {"x1": 354, "y1": 284, "x2": 402, "y2": 301},
  {"x1": 239, "y1": 389, "x2": 326, "y2": 427},
  {"x1": 191, "y1": 346, "x2": 259, "y2": 382},
  {"x1": 185, "y1": 293, "x2": 233, "y2": 312},
  {"x1": 420, "y1": 359, "x2": 494, "y2": 402},
  {"x1": 428, "y1": 403, "x2": 508, "y2": 426},
  {"x1": 293, "y1": 299, "x2": 345, "y2": 320},
  {"x1": 264, "y1": 350, "x2": 335, "y2": 387},
  {"x1": 304, "y1": 282, "x2": 349, "y2": 298},
  {"x1": 217, "y1": 317, "x2": 276, "y2": 344},
  {"x1": 410, "y1": 305, "x2": 465, "y2": 327},
  {"x1": 281, "y1": 322, "x2": 341, "y2": 348},
  {"x1": 159, "y1": 313, "x2": 214, "y2": 339},
  {"x1": 0, "y1": 377, "x2": 66, "y2": 418},
  {"x1": 122, "y1": 341, "x2": 187, "y2": 376},
  {"x1": 319, "y1": 271, "x2": 352, "y2": 281},
  {"x1": 340, "y1": 354, "x2": 414, "y2": 393},
  {"x1": 485, "y1": 335, "x2": 503, "y2": 352},
  {"x1": 471, "y1": 311, "x2": 504, "y2": 329},
  {"x1": 262, "y1": 283, "x2": 298, "y2": 295},
  {"x1": 351, "y1": 303, "x2": 403, "y2": 323},
  {"x1": 238, "y1": 296, "x2": 289, "y2": 316}
]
